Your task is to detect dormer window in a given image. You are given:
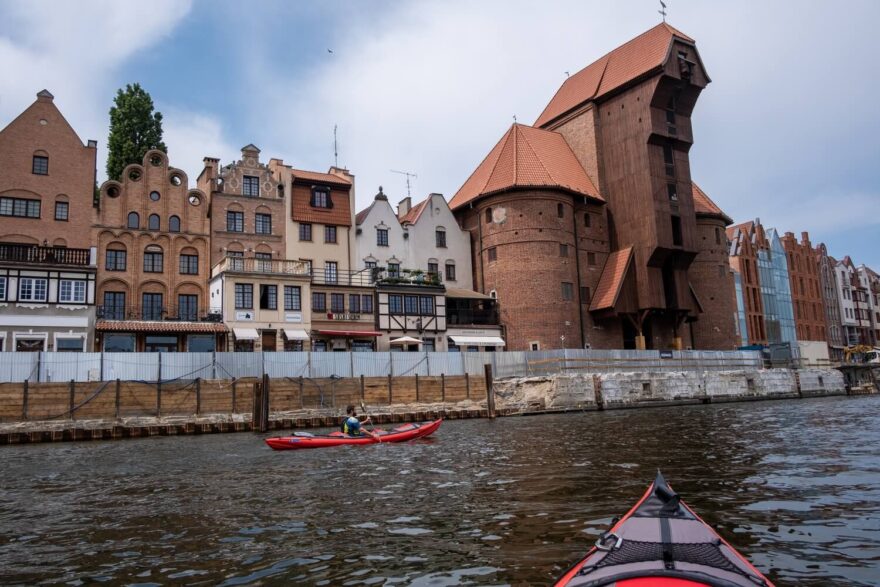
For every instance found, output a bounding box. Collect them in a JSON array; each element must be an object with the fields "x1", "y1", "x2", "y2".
[
  {"x1": 243, "y1": 175, "x2": 260, "y2": 197},
  {"x1": 311, "y1": 186, "x2": 332, "y2": 208},
  {"x1": 678, "y1": 51, "x2": 694, "y2": 81}
]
